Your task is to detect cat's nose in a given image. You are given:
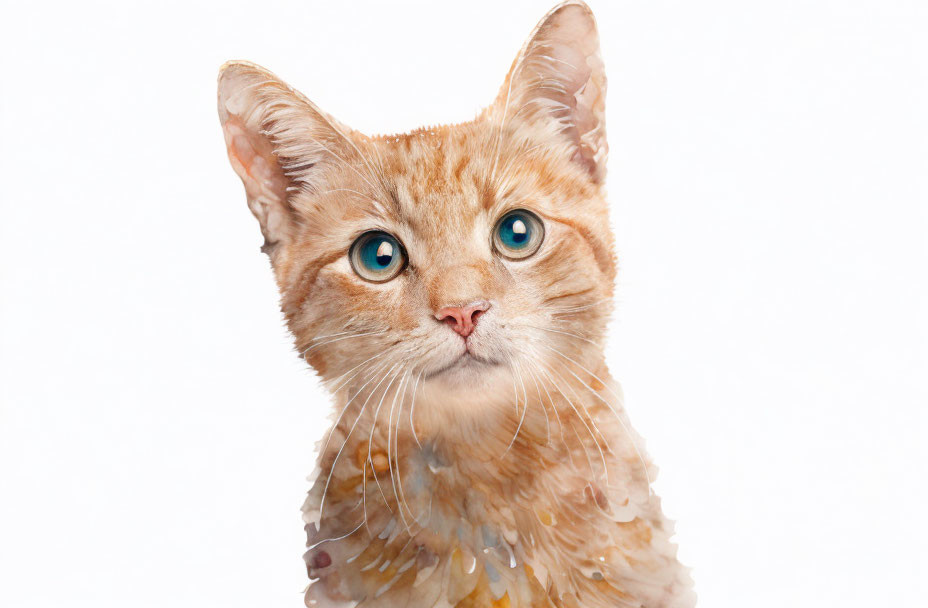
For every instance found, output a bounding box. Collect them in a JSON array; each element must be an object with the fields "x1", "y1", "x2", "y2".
[{"x1": 434, "y1": 301, "x2": 490, "y2": 338}]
